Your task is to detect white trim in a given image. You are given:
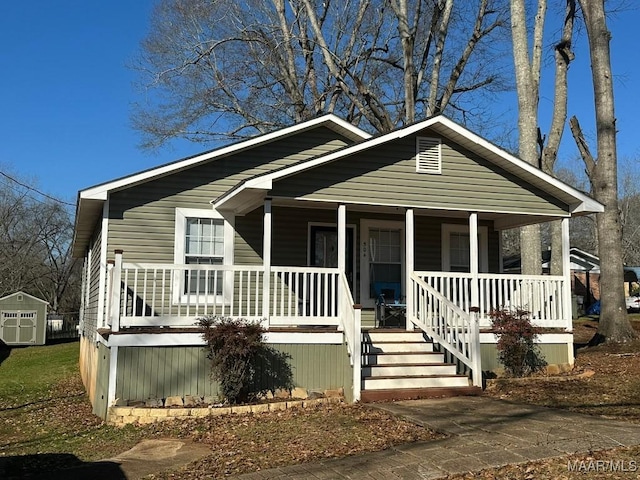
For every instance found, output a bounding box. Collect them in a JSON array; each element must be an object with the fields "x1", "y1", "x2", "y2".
[
  {"x1": 79, "y1": 115, "x2": 370, "y2": 201},
  {"x1": 0, "y1": 291, "x2": 48, "y2": 304},
  {"x1": 360, "y1": 219, "x2": 405, "y2": 308},
  {"x1": 98, "y1": 199, "x2": 109, "y2": 328},
  {"x1": 561, "y1": 218, "x2": 573, "y2": 330},
  {"x1": 106, "y1": 331, "x2": 344, "y2": 347},
  {"x1": 480, "y1": 332, "x2": 573, "y2": 344},
  {"x1": 107, "y1": 345, "x2": 118, "y2": 407},
  {"x1": 214, "y1": 115, "x2": 603, "y2": 215},
  {"x1": 441, "y1": 223, "x2": 488, "y2": 272},
  {"x1": 173, "y1": 207, "x2": 235, "y2": 304},
  {"x1": 405, "y1": 208, "x2": 414, "y2": 331},
  {"x1": 274, "y1": 196, "x2": 573, "y2": 220}
]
